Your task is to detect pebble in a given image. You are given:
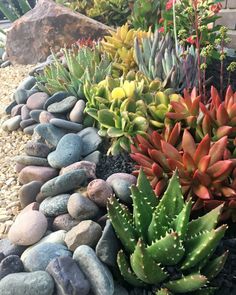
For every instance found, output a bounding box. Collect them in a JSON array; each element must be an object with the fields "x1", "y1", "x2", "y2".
[
  {"x1": 0, "y1": 271, "x2": 54, "y2": 295},
  {"x1": 15, "y1": 155, "x2": 49, "y2": 167},
  {"x1": 47, "y1": 133, "x2": 83, "y2": 169},
  {"x1": 50, "y1": 118, "x2": 83, "y2": 132},
  {"x1": 39, "y1": 194, "x2": 70, "y2": 217},
  {"x1": 0, "y1": 239, "x2": 26, "y2": 257},
  {"x1": 5, "y1": 100, "x2": 17, "y2": 115},
  {"x1": 69, "y1": 99, "x2": 86, "y2": 123},
  {"x1": 22, "y1": 242, "x2": 72, "y2": 271},
  {"x1": 2, "y1": 115, "x2": 21, "y2": 131},
  {"x1": 15, "y1": 88, "x2": 37, "y2": 104},
  {"x1": 19, "y1": 181, "x2": 43, "y2": 208},
  {"x1": 87, "y1": 179, "x2": 113, "y2": 207},
  {"x1": 47, "y1": 96, "x2": 77, "y2": 113},
  {"x1": 25, "y1": 141, "x2": 51, "y2": 158},
  {"x1": 39, "y1": 111, "x2": 55, "y2": 123},
  {"x1": 0, "y1": 255, "x2": 24, "y2": 280},
  {"x1": 96, "y1": 220, "x2": 120, "y2": 267},
  {"x1": 15, "y1": 163, "x2": 26, "y2": 173},
  {"x1": 60, "y1": 161, "x2": 96, "y2": 179},
  {"x1": 44, "y1": 91, "x2": 69, "y2": 109},
  {"x1": 30, "y1": 109, "x2": 43, "y2": 122},
  {"x1": 20, "y1": 118, "x2": 37, "y2": 129},
  {"x1": 83, "y1": 151, "x2": 101, "y2": 165},
  {"x1": 73, "y1": 245, "x2": 114, "y2": 295},
  {"x1": 8, "y1": 210, "x2": 48, "y2": 246},
  {"x1": 18, "y1": 166, "x2": 58, "y2": 184},
  {"x1": 46, "y1": 256, "x2": 90, "y2": 295},
  {"x1": 26, "y1": 92, "x2": 49, "y2": 110},
  {"x1": 1, "y1": 60, "x2": 11, "y2": 68},
  {"x1": 65, "y1": 220, "x2": 102, "y2": 251},
  {"x1": 11, "y1": 104, "x2": 24, "y2": 117},
  {"x1": 78, "y1": 127, "x2": 102, "y2": 156},
  {"x1": 23, "y1": 124, "x2": 39, "y2": 135},
  {"x1": 21, "y1": 105, "x2": 30, "y2": 120},
  {"x1": 17, "y1": 76, "x2": 36, "y2": 90},
  {"x1": 40, "y1": 169, "x2": 86, "y2": 197},
  {"x1": 52, "y1": 214, "x2": 80, "y2": 231},
  {"x1": 35, "y1": 123, "x2": 68, "y2": 147},
  {"x1": 67, "y1": 193, "x2": 99, "y2": 220}
]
